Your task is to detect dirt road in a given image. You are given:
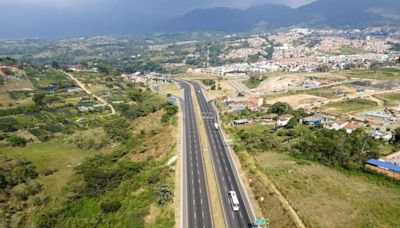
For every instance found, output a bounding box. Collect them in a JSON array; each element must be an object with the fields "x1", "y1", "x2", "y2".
[{"x1": 63, "y1": 71, "x2": 116, "y2": 115}]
